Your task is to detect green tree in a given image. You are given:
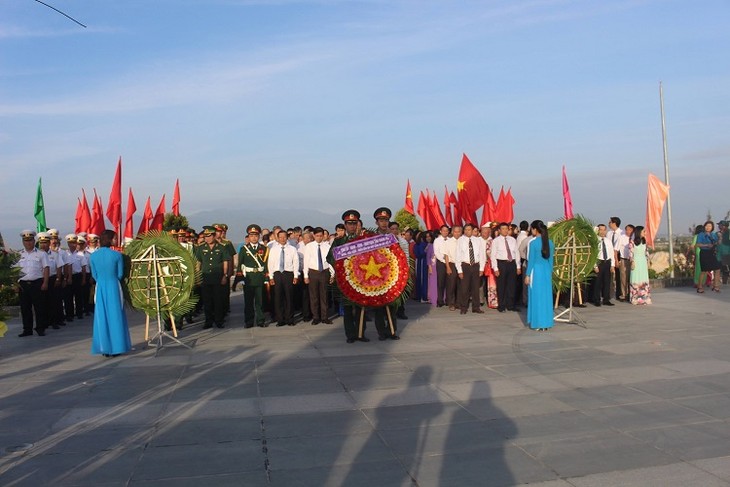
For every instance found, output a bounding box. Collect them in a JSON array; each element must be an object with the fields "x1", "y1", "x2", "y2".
[
  {"x1": 163, "y1": 213, "x2": 189, "y2": 231},
  {"x1": 0, "y1": 232, "x2": 20, "y2": 321},
  {"x1": 394, "y1": 208, "x2": 422, "y2": 232}
]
